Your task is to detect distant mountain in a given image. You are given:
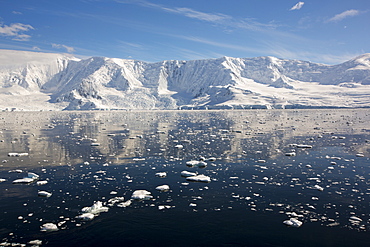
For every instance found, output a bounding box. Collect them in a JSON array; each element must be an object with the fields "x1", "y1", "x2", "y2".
[{"x1": 0, "y1": 49, "x2": 369, "y2": 111}]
